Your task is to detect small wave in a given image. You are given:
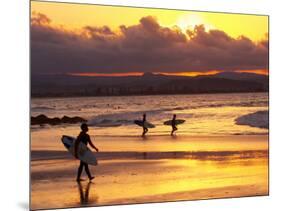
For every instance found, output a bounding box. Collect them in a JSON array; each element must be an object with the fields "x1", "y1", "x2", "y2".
[
  {"x1": 235, "y1": 110, "x2": 269, "y2": 129},
  {"x1": 87, "y1": 109, "x2": 173, "y2": 127},
  {"x1": 232, "y1": 132, "x2": 269, "y2": 135},
  {"x1": 173, "y1": 101, "x2": 268, "y2": 111},
  {"x1": 31, "y1": 106, "x2": 55, "y2": 110},
  {"x1": 88, "y1": 119, "x2": 130, "y2": 127}
]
